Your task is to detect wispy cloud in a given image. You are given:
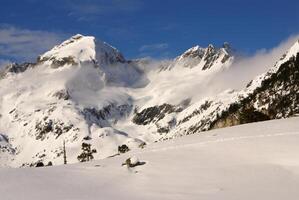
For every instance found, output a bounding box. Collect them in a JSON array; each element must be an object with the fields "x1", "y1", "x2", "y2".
[
  {"x1": 139, "y1": 43, "x2": 169, "y2": 52},
  {"x1": 0, "y1": 25, "x2": 66, "y2": 62},
  {"x1": 138, "y1": 43, "x2": 170, "y2": 59},
  {"x1": 205, "y1": 33, "x2": 299, "y2": 94},
  {"x1": 138, "y1": 43, "x2": 170, "y2": 58}
]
